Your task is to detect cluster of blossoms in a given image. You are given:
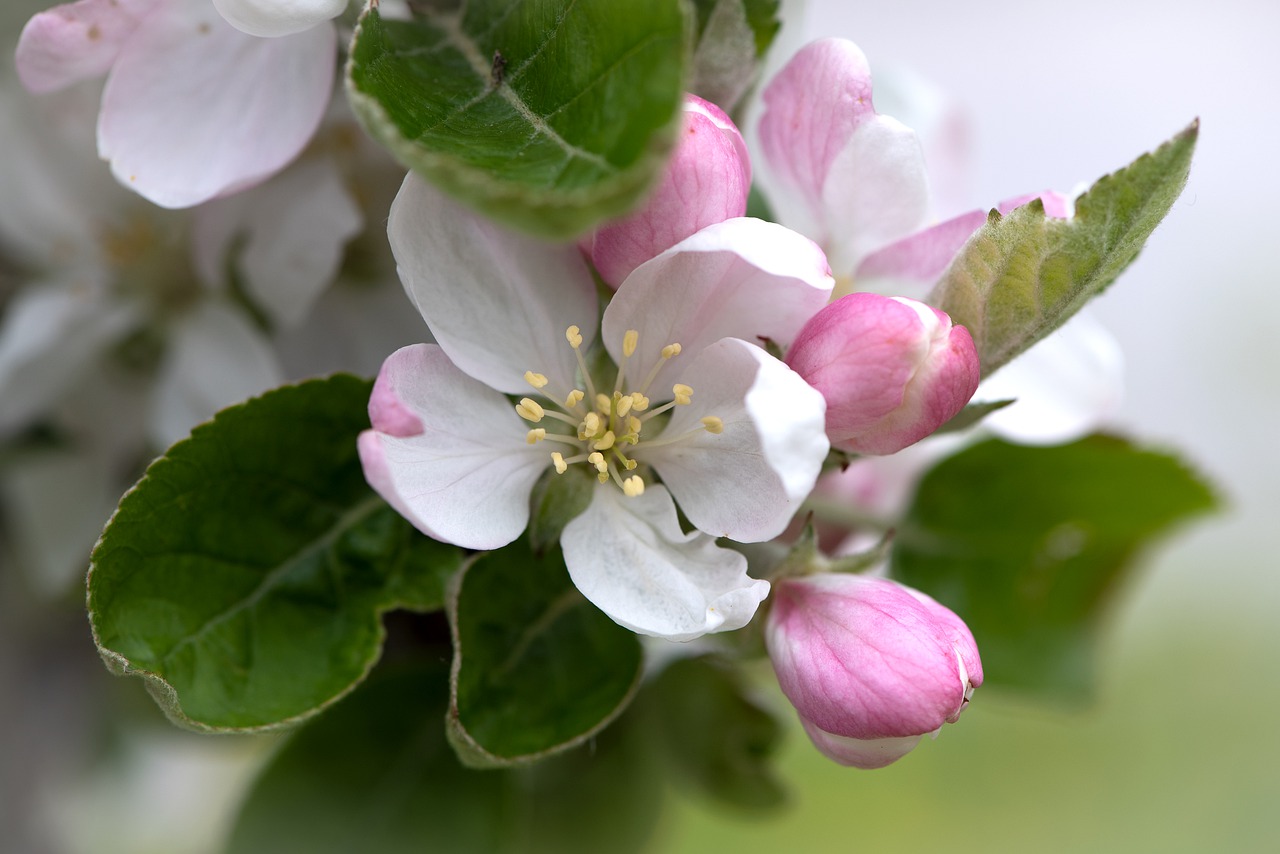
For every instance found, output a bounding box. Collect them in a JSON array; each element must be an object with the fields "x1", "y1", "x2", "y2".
[{"x1": 359, "y1": 39, "x2": 1012, "y2": 766}]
